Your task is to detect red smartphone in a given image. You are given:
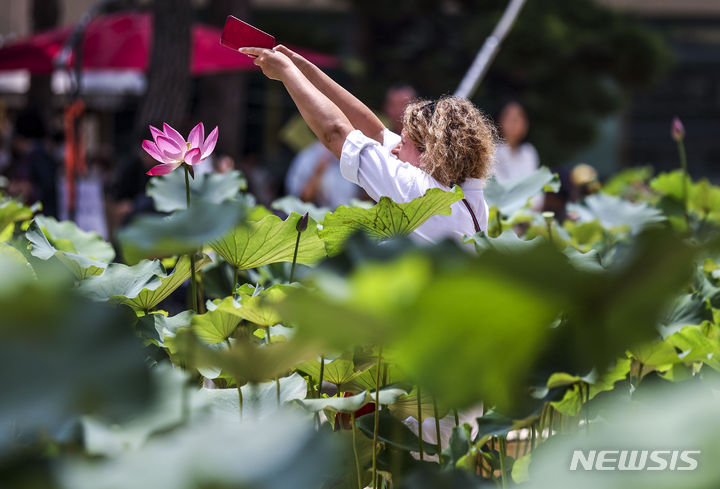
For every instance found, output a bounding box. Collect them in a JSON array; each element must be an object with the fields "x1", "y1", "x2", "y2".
[{"x1": 220, "y1": 16, "x2": 276, "y2": 51}]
